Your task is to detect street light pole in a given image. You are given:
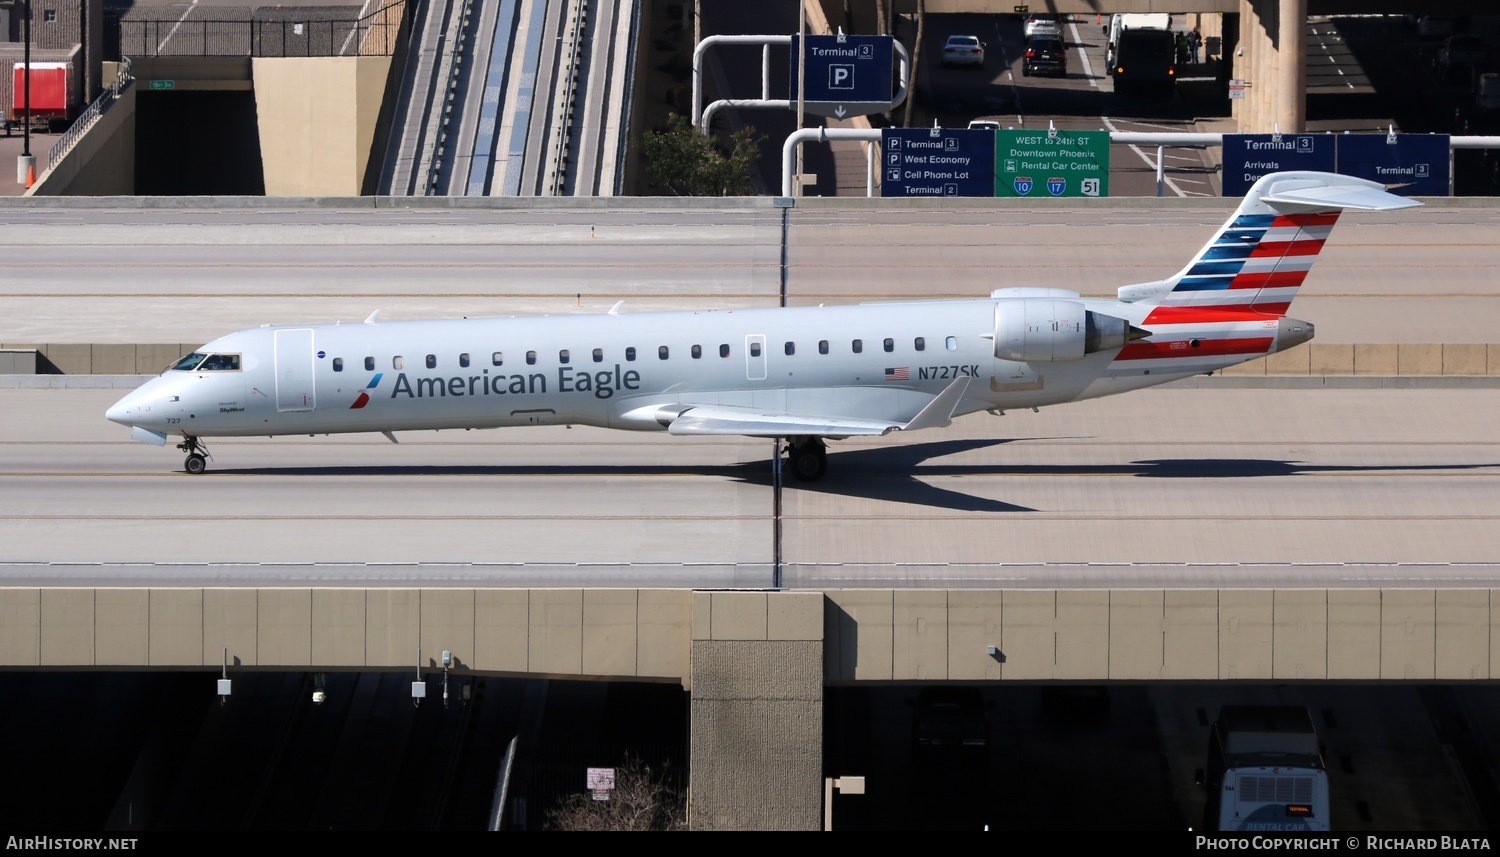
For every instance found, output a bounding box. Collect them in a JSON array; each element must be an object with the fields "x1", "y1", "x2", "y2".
[
  {"x1": 22, "y1": 0, "x2": 30, "y2": 156},
  {"x1": 16, "y1": 0, "x2": 34, "y2": 186},
  {"x1": 795, "y1": 0, "x2": 805, "y2": 196}
]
